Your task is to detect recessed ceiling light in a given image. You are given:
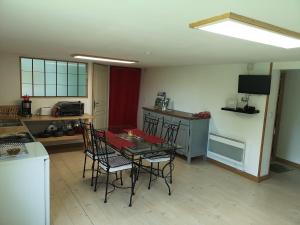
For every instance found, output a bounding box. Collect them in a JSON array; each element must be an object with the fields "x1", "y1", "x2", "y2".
[
  {"x1": 189, "y1": 12, "x2": 300, "y2": 49},
  {"x1": 72, "y1": 54, "x2": 137, "y2": 64}
]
